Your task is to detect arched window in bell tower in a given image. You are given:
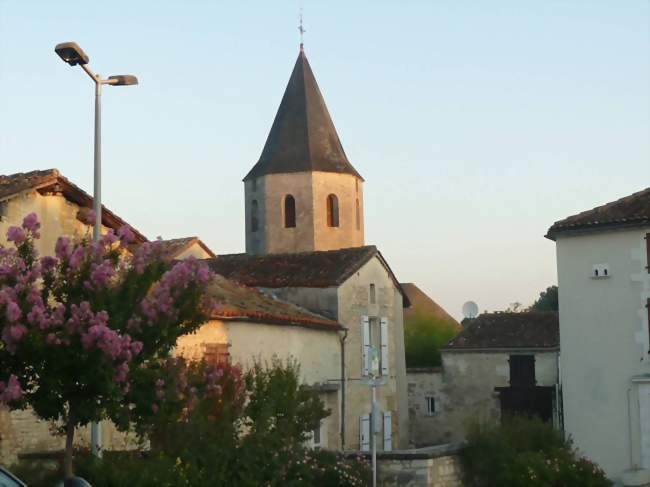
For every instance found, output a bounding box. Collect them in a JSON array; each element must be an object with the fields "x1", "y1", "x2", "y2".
[
  {"x1": 251, "y1": 200, "x2": 259, "y2": 232},
  {"x1": 284, "y1": 195, "x2": 296, "y2": 228},
  {"x1": 327, "y1": 194, "x2": 339, "y2": 227}
]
